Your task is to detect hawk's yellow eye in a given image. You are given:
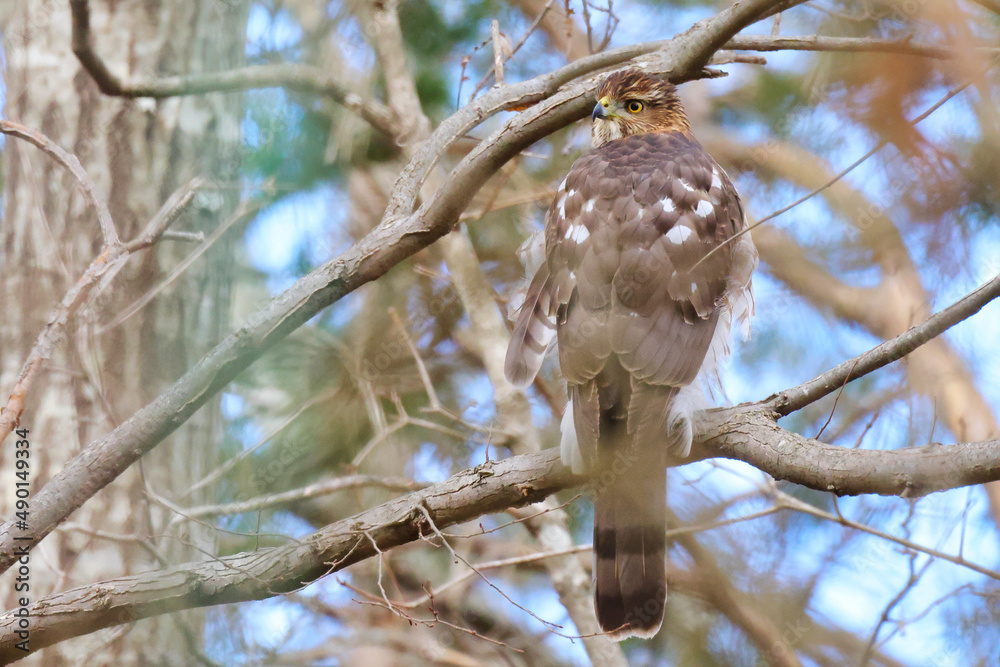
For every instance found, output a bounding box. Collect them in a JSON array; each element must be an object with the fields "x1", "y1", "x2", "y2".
[{"x1": 626, "y1": 100, "x2": 643, "y2": 113}]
